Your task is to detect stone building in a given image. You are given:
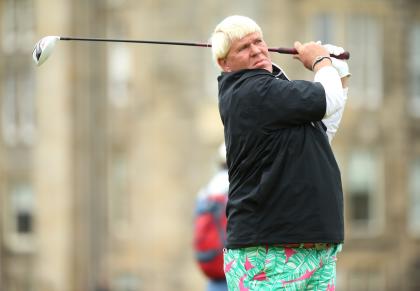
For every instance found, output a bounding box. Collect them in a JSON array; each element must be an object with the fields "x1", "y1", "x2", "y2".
[{"x1": 0, "y1": 0, "x2": 419, "y2": 290}]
